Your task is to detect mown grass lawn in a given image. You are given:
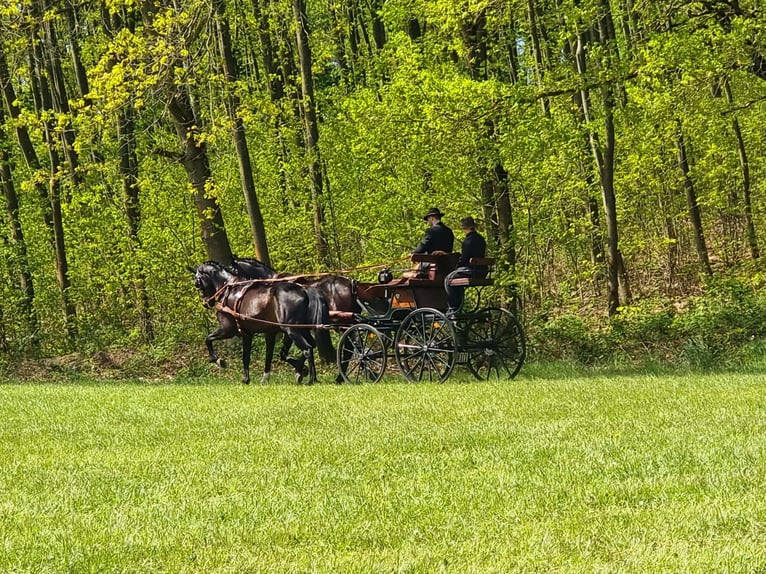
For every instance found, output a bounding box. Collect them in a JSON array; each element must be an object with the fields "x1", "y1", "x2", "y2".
[{"x1": 1, "y1": 369, "x2": 766, "y2": 573}]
